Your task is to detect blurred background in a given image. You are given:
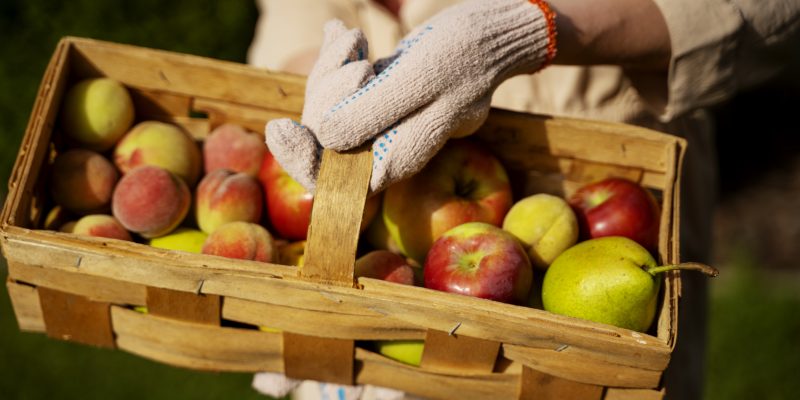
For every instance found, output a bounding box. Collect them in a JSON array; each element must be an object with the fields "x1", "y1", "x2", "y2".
[{"x1": 0, "y1": 1, "x2": 798, "y2": 399}]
